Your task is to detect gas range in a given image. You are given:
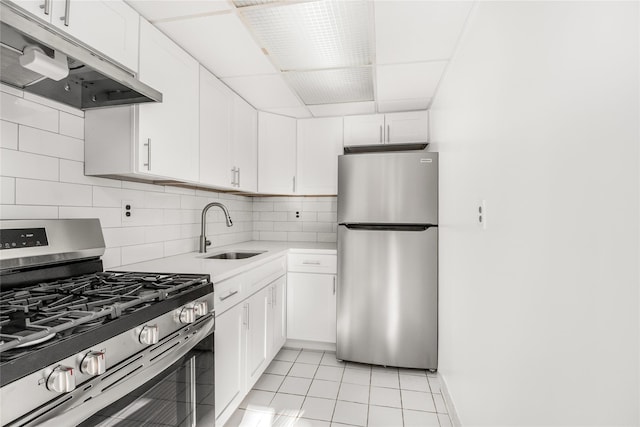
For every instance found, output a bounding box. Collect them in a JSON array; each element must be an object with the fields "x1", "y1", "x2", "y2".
[{"x1": 0, "y1": 219, "x2": 215, "y2": 426}]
